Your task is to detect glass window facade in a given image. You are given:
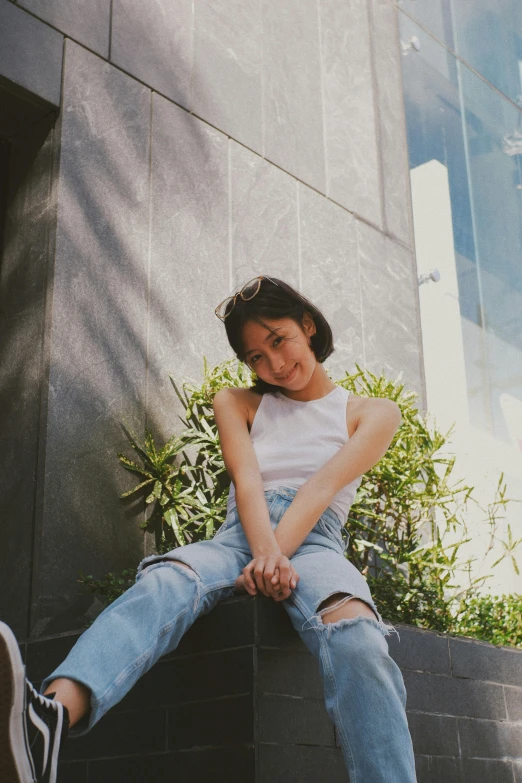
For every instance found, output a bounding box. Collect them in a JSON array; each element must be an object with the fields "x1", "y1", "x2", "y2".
[
  {"x1": 399, "y1": 0, "x2": 522, "y2": 106},
  {"x1": 399, "y1": 6, "x2": 522, "y2": 443},
  {"x1": 398, "y1": 2, "x2": 522, "y2": 589}
]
